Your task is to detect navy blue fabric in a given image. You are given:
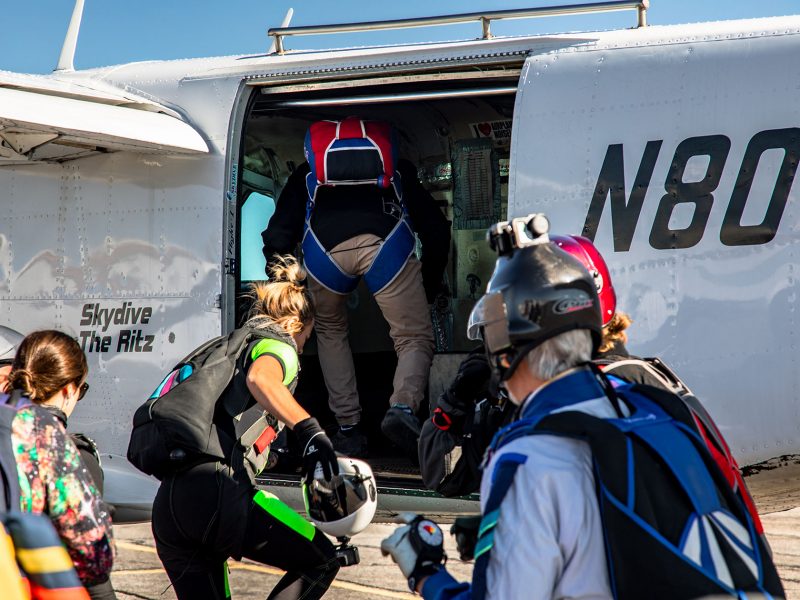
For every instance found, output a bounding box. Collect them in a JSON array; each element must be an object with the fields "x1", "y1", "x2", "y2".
[
  {"x1": 302, "y1": 167, "x2": 414, "y2": 295},
  {"x1": 362, "y1": 218, "x2": 416, "y2": 294},
  {"x1": 301, "y1": 226, "x2": 361, "y2": 294},
  {"x1": 479, "y1": 368, "x2": 773, "y2": 598}
]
